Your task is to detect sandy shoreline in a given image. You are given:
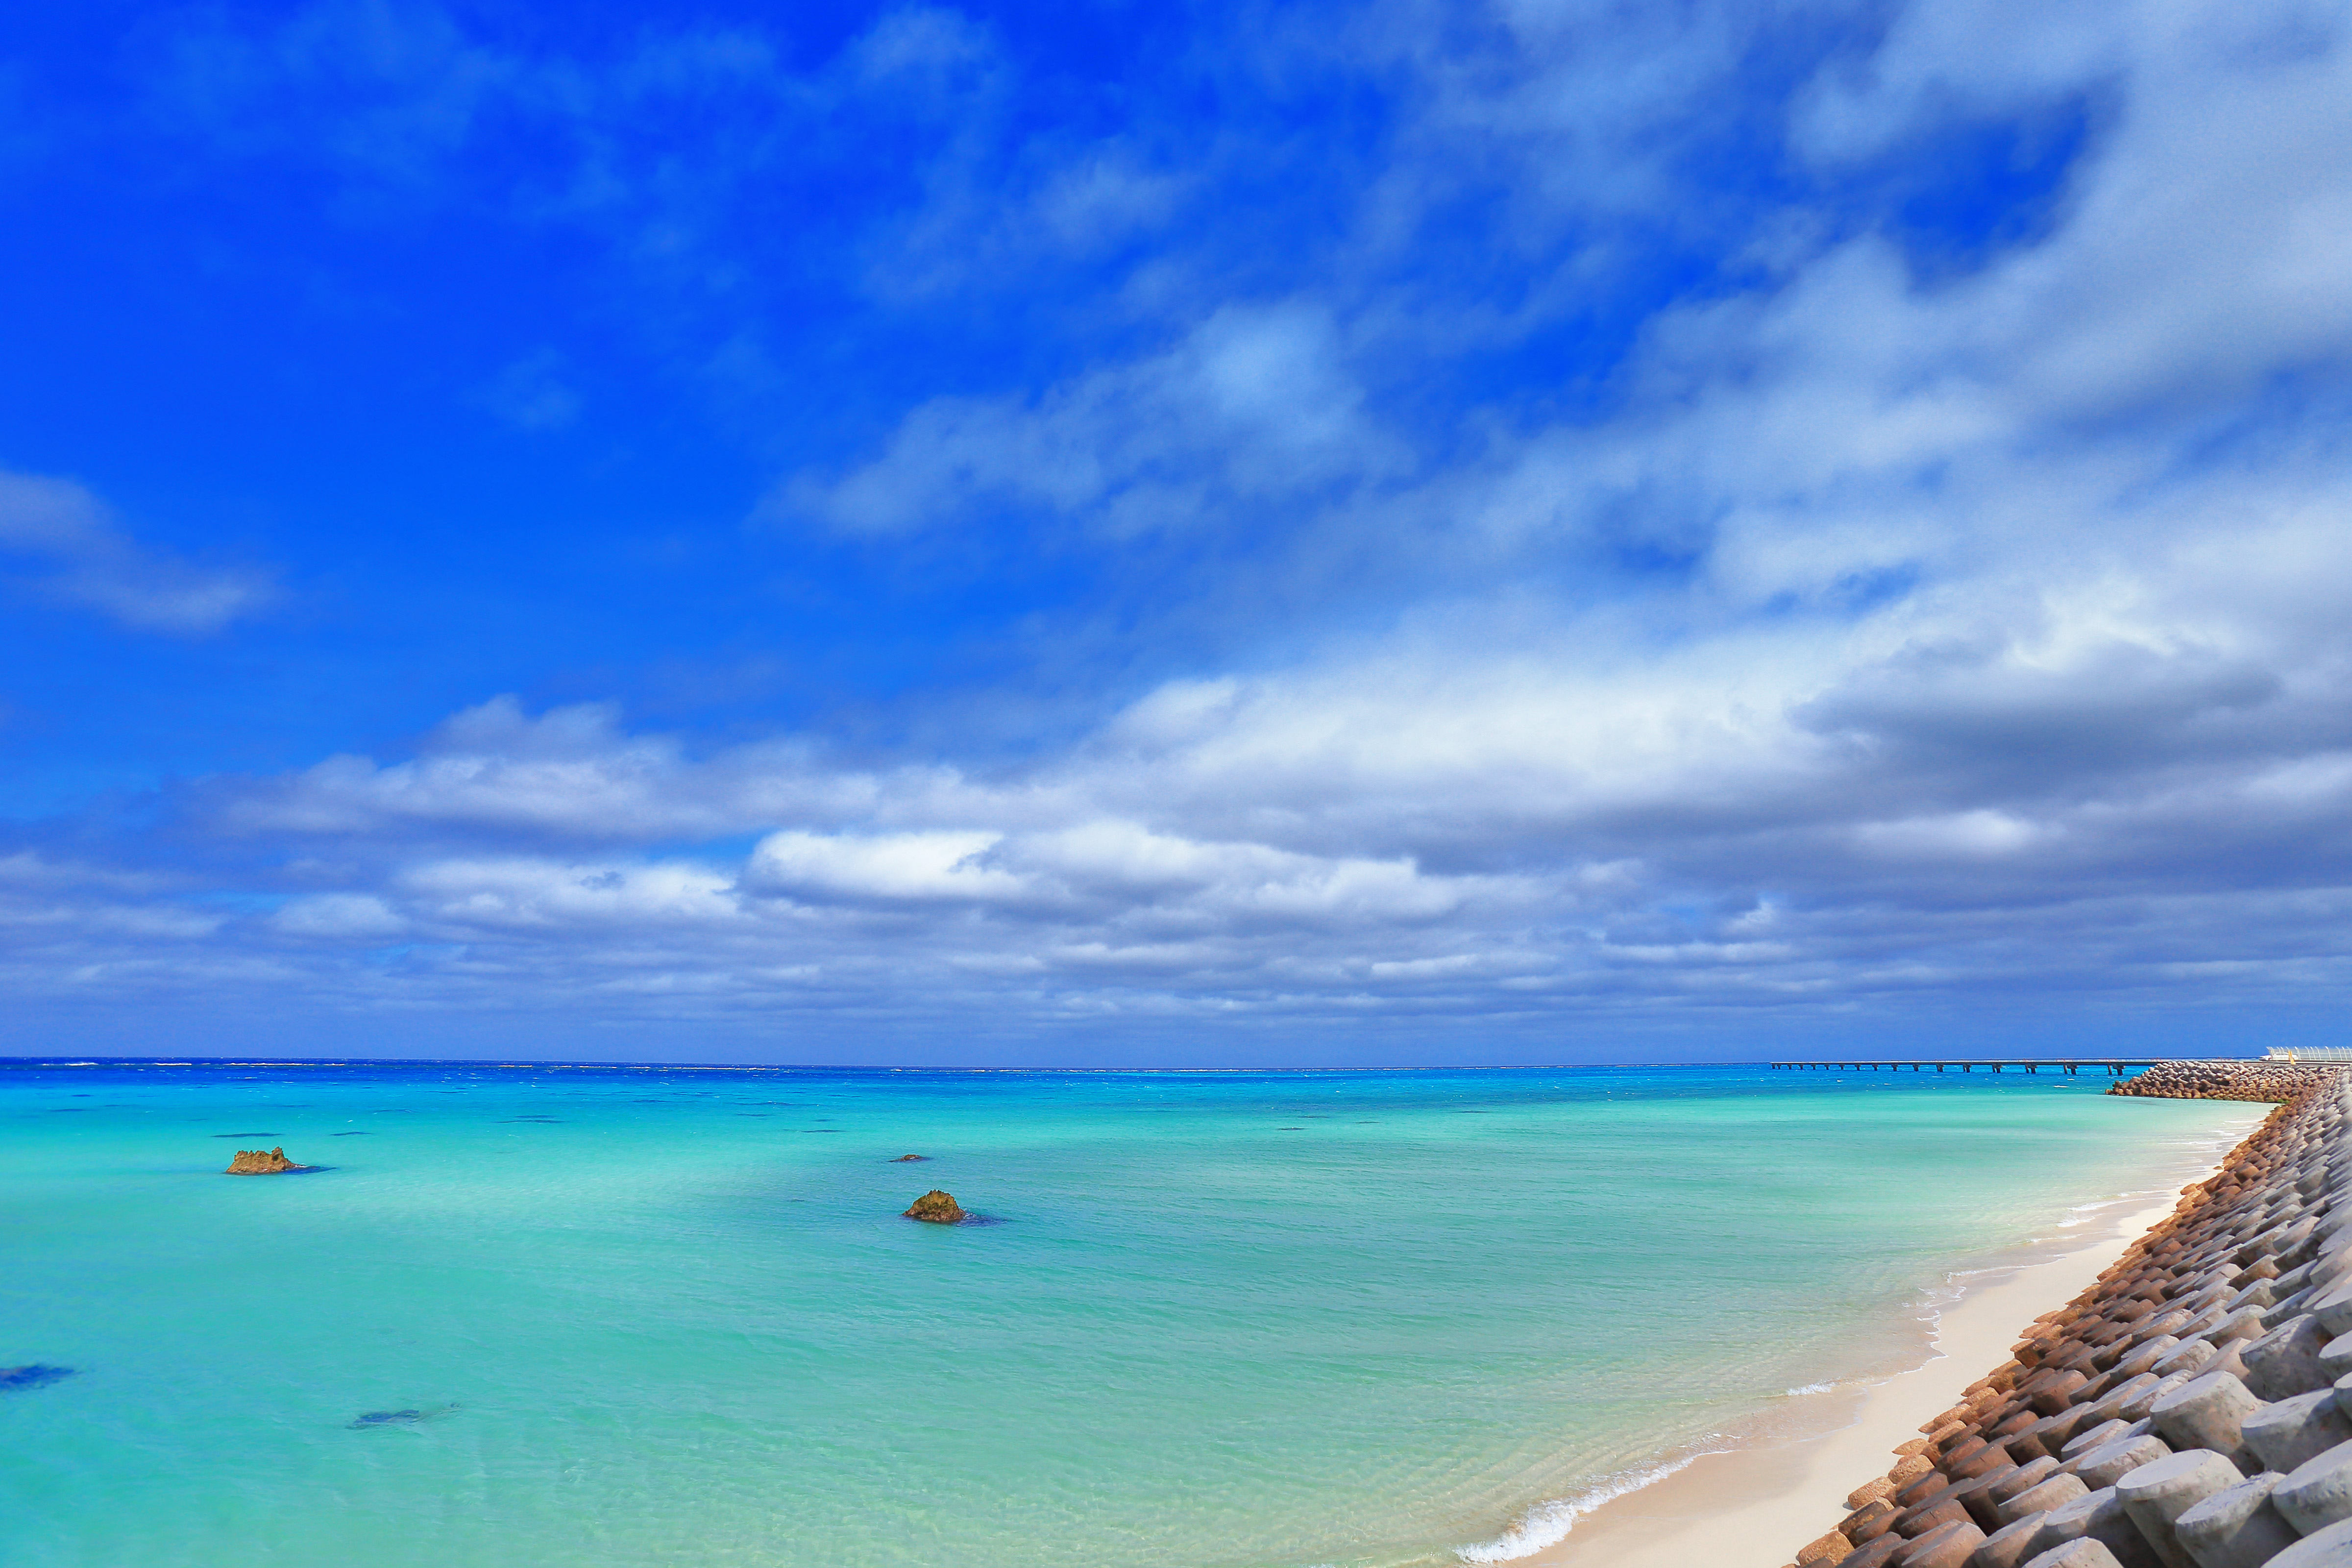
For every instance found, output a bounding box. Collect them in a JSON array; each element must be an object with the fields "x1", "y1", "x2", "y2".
[{"x1": 1512, "y1": 1102, "x2": 2267, "y2": 1568}]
